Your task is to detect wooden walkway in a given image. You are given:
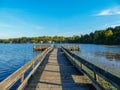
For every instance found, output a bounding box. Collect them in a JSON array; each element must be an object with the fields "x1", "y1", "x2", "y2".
[{"x1": 25, "y1": 48, "x2": 96, "y2": 90}]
